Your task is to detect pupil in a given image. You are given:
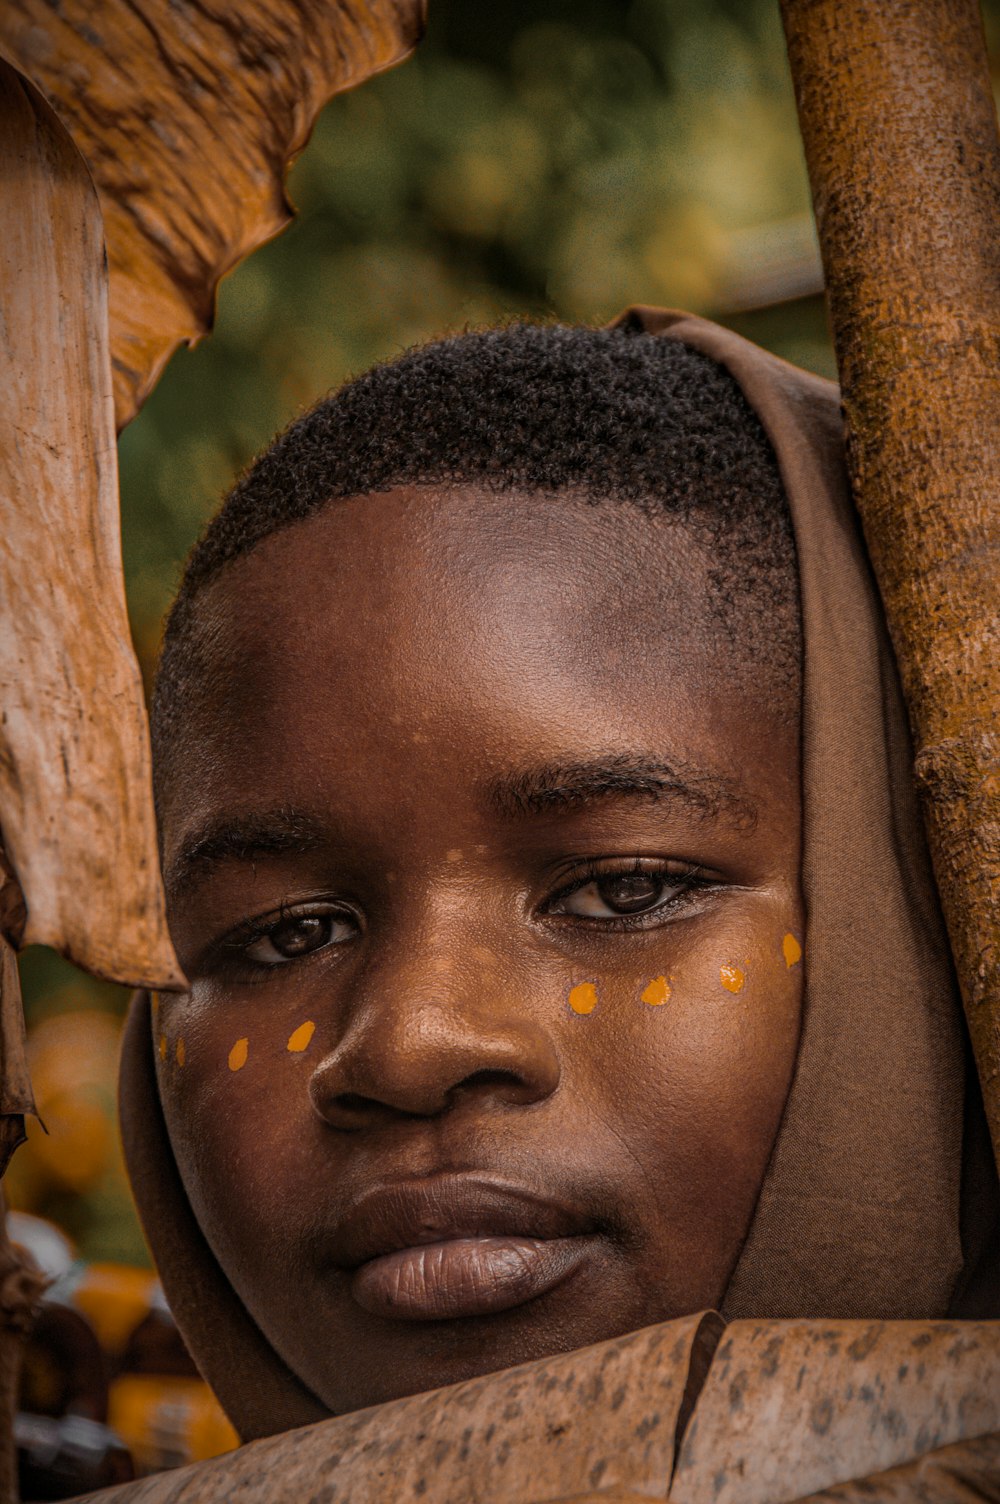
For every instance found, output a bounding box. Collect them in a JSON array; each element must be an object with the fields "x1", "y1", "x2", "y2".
[
  {"x1": 598, "y1": 874, "x2": 661, "y2": 913},
  {"x1": 274, "y1": 915, "x2": 328, "y2": 956}
]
